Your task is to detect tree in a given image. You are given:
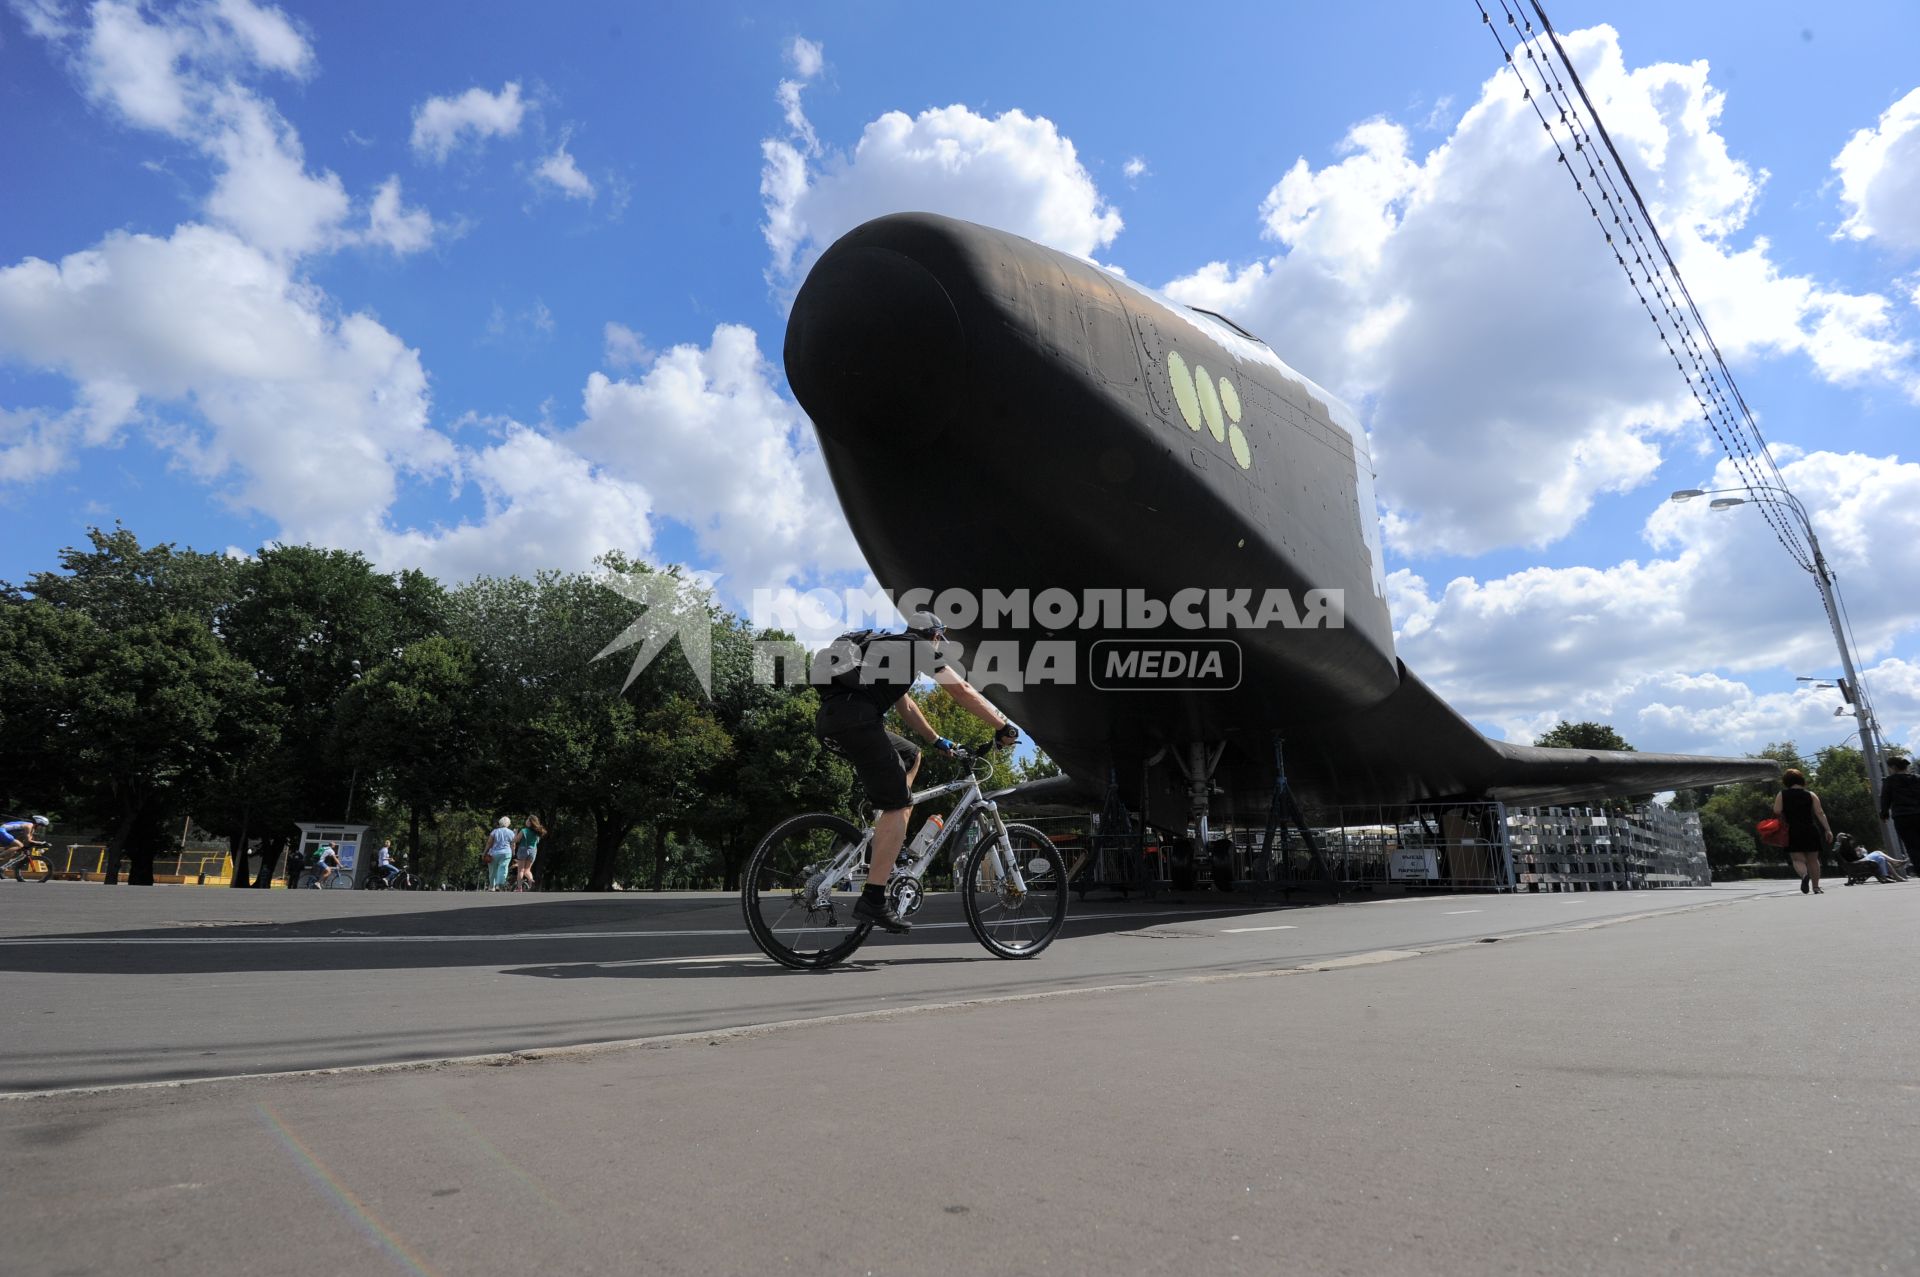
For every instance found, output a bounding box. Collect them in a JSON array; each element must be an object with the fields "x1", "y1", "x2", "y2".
[
  {"x1": 8, "y1": 524, "x2": 240, "y2": 629},
  {"x1": 1698, "y1": 808, "x2": 1753, "y2": 875},
  {"x1": 1699, "y1": 742, "x2": 1804, "y2": 871},
  {"x1": 222, "y1": 545, "x2": 448, "y2": 879},
  {"x1": 1535, "y1": 721, "x2": 1635, "y2": 752},
  {"x1": 0, "y1": 605, "x2": 276, "y2": 884},
  {"x1": 1811, "y1": 745, "x2": 1877, "y2": 849},
  {"x1": 337, "y1": 637, "x2": 489, "y2": 870}
]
